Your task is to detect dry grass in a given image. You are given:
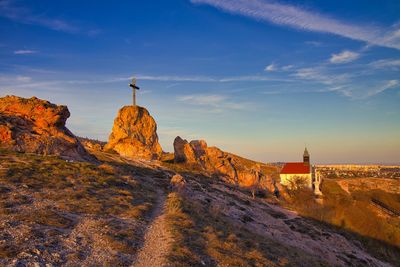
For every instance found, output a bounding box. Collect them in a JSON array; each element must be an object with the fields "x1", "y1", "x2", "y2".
[
  {"x1": 0, "y1": 150, "x2": 163, "y2": 265},
  {"x1": 286, "y1": 178, "x2": 400, "y2": 266},
  {"x1": 165, "y1": 191, "x2": 327, "y2": 267}
]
